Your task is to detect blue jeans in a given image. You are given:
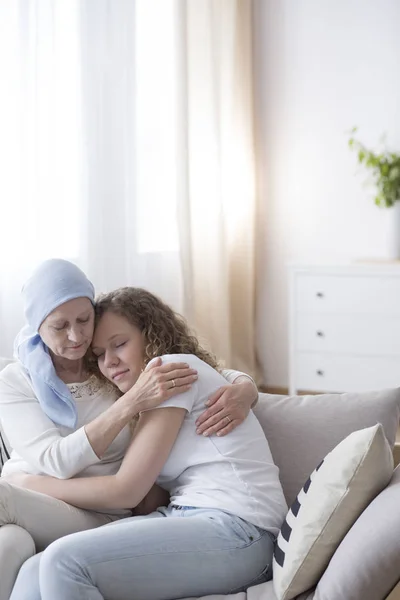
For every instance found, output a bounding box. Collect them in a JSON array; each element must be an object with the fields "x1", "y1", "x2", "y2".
[{"x1": 11, "y1": 506, "x2": 274, "y2": 600}]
